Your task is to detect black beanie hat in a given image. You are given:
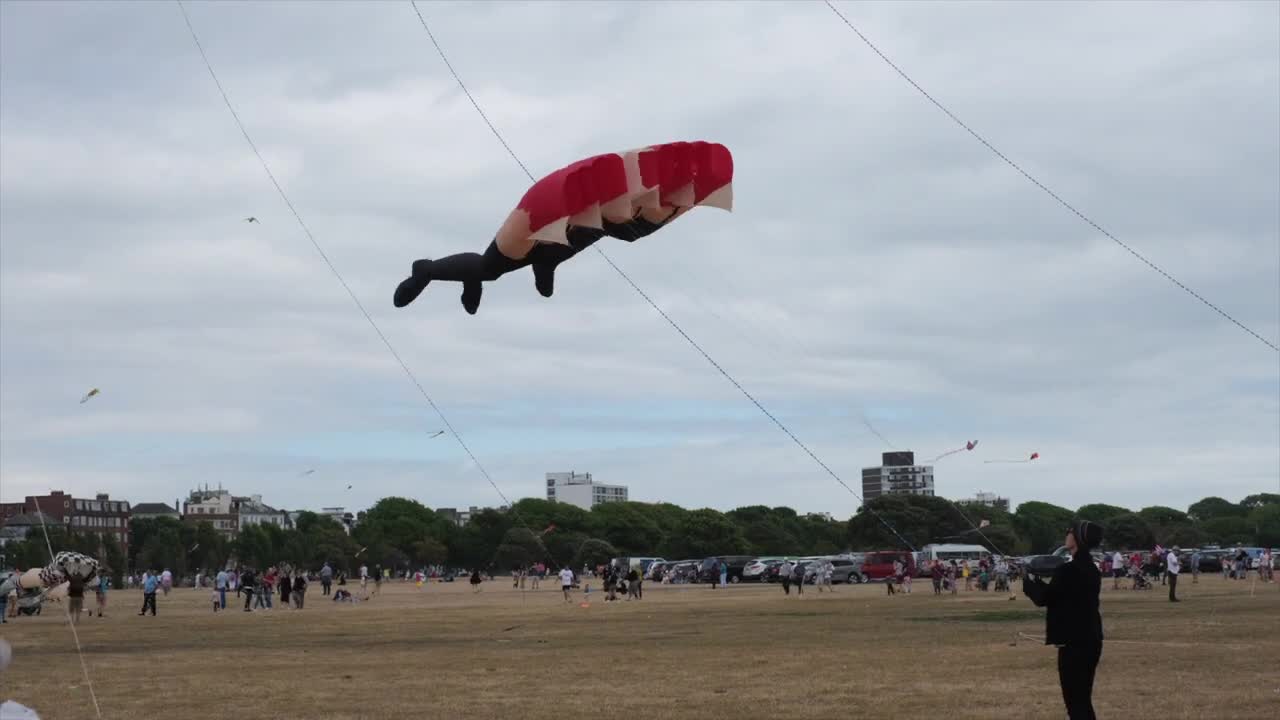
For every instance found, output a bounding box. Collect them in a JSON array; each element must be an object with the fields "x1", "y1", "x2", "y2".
[{"x1": 1073, "y1": 520, "x2": 1103, "y2": 551}]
